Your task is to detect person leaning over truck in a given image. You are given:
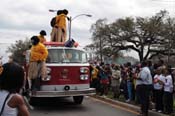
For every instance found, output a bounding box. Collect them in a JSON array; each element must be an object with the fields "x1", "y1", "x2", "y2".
[{"x1": 28, "y1": 36, "x2": 48, "y2": 91}]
